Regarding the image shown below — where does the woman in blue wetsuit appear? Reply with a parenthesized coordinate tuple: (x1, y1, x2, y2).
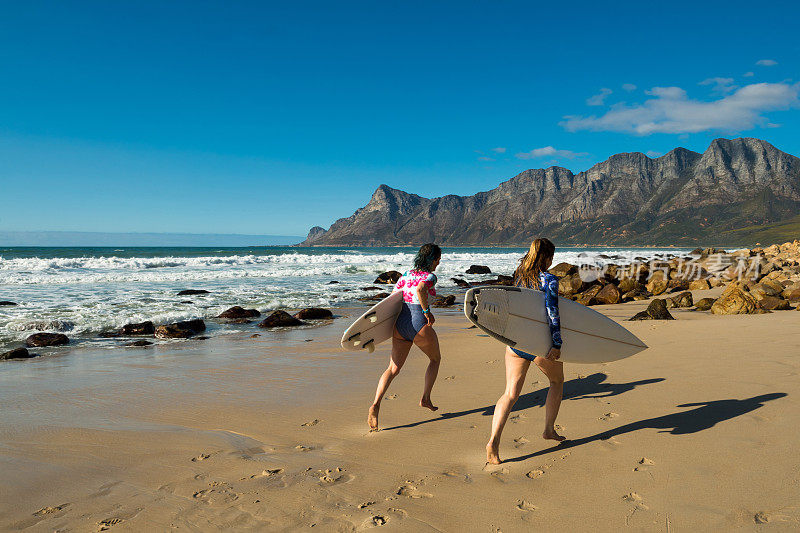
(486, 238, 565, 464)
(368, 243, 442, 430)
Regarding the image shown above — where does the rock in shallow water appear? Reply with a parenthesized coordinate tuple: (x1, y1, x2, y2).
(294, 308, 333, 320)
(177, 289, 209, 296)
(125, 340, 153, 347)
(0, 301, 17, 306)
(465, 265, 491, 274)
(258, 311, 306, 328)
(373, 271, 401, 284)
(217, 306, 261, 319)
(1, 347, 36, 360)
(155, 319, 206, 338)
(26, 332, 69, 347)
(431, 295, 456, 307)
(120, 321, 155, 335)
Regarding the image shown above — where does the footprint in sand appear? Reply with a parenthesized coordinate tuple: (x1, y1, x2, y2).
(754, 511, 770, 524)
(358, 501, 376, 509)
(34, 504, 70, 516)
(525, 469, 544, 479)
(599, 412, 619, 421)
(193, 486, 239, 505)
(622, 492, 649, 511)
(509, 414, 527, 424)
(634, 457, 655, 471)
(98, 518, 124, 531)
(191, 453, 211, 462)
(371, 515, 387, 526)
(316, 467, 354, 485)
(385, 394, 398, 400)
(396, 483, 433, 498)
(513, 437, 530, 448)
(444, 375, 456, 380)
(241, 468, 284, 480)
(294, 445, 314, 452)
(516, 500, 537, 512)
(442, 471, 472, 483)
(301, 419, 320, 427)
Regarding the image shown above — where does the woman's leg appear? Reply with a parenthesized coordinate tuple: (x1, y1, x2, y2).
(368, 328, 412, 430)
(486, 347, 531, 464)
(413, 324, 441, 411)
(534, 356, 566, 441)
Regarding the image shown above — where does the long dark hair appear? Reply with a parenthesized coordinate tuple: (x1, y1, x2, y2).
(513, 238, 555, 289)
(413, 243, 441, 272)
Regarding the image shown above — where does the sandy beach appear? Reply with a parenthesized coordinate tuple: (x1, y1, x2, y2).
(2, 289, 799, 532)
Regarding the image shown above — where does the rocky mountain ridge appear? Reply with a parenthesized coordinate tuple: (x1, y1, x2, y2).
(303, 138, 800, 246)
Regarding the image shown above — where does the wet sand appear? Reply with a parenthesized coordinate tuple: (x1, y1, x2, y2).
(1, 295, 800, 531)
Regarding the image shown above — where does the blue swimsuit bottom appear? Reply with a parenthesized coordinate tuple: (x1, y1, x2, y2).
(395, 303, 427, 341)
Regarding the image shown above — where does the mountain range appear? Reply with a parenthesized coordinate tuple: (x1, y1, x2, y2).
(302, 138, 800, 246)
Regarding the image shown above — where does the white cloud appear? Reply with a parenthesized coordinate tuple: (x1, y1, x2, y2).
(622, 83, 637, 91)
(477, 156, 495, 162)
(743, 71, 754, 77)
(515, 146, 588, 160)
(699, 77, 736, 94)
(586, 88, 613, 106)
(560, 82, 800, 135)
(756, 59, 778, 66)
(491, 147, 506, 153)
(645, 150, 662, 158)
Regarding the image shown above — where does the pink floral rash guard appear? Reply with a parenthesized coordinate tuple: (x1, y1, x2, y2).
(393, 270, 437, 304)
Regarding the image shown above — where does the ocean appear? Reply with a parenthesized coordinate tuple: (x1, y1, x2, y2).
(0, 246, 690, 351)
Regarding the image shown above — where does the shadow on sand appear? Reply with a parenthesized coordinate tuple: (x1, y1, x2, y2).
(503, 392, 787, 462)
(380, 372, 665, 432)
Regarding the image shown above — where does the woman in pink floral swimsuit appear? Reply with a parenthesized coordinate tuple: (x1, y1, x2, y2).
(368, 243, 442, 430)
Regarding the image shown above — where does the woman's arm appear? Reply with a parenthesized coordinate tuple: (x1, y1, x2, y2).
(543, 274, 562, 360)
(416, 281, 435, 326)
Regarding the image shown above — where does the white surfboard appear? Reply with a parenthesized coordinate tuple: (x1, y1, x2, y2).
(341, 291, 403, 353)
(464, 286, 647, 364)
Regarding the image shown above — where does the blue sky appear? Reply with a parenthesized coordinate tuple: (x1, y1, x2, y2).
(1, 0, 798, 238)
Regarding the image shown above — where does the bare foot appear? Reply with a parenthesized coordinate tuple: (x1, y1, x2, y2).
(486, 442, 501, 464)
(368, 404, 379, 430)
(542, 428, 566, 442)
(420, 397, 438, 412)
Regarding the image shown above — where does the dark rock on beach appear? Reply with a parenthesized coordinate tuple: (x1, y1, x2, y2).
(294, 308, 334, 320)
(549, 263, 578, 277)
(594, 283, 621, 305)
(360, 292, 391, 302)
(258, 311, 306, 328)
(758, 296, 791, 311)
(217, 306, 261, 319)
(361, 286, 382, 291)
(629, 299, 675, 321)
(125, 340, 153, 347)
(451, 278, 471, 288)
(26, 332, 70, 347)
(466, 265, 491, 274)
(0, 301, 17, 306)
(177, 289, 209, 296)
(374, 271, 402, 284)
(667, 291, 693, 308)
(711, 283, 759, 315)
(1, 347, 37, 360)
(155, 319, 206, 339)
(120, 321, 155, 335)
(431, 295, 456, 307)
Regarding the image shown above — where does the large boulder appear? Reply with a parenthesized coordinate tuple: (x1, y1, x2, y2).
(155, 319, 206, 339)
(594, 283, 621, 305)
(177, 289, 209, 296)
(294, 308, 333, 319)
(431, 295, 456, 307)
(689, 279, 711, 291)
(258, 311, 306, 328)
(695, 297, 716, 311)
(783, 288, 800, 302)
(217, 306, 261, 319)
(646, 271, 669, 295)
(668, 291, 694, 308)
(466, 265, 491, 275)
(576, 285, 602, 306)
(26, 333, 69, 347)
(374, 271, 402, 284)
(1, 347, 36, 360)
(758, 296, 791, 310)
(549, 262, 577, 278)
(559, 274, 587, 297)
(629, 299, 675, 321)
(120, 321, 155, 335)
(710, 284, 760, 315)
